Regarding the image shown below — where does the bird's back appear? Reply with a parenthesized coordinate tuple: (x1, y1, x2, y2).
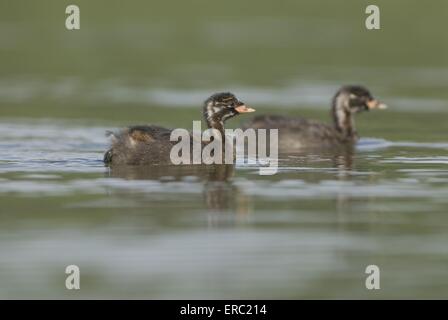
(104, 125, 179, 165)
(242, 114, 353, 150)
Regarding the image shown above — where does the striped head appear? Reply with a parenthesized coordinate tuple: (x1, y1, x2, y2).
(203, 92, 255, 129)
(333, 85, 387, 114)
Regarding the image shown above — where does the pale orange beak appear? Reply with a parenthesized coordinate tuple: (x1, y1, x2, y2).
(235, 104, 256, 113)
(367, 99, 388, 110)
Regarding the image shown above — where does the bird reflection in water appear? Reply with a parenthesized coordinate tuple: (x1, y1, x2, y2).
(106, 164, 251, 226)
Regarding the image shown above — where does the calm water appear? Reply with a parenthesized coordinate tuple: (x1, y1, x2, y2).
(1, 118, 448, 299)
(1, 0, 448, 299)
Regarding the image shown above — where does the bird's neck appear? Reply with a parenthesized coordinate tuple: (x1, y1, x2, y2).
(332, 94, 357, 140)
(206, 119, 225, 139)
(203, 115, 232, 163)
(205, 109, 229, 140)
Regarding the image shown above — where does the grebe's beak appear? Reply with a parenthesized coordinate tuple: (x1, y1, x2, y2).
(235, 104, 256, 113)
(367, 99, 388, 110)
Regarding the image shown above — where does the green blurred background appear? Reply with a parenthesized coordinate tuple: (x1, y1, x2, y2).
(0, 0, 447, 138)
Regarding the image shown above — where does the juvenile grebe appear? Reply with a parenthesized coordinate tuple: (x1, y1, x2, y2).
(104, 92, 255, 165)
(242, 85, 386, 150)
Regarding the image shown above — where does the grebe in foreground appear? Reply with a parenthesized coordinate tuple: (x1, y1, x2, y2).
(104, 92, 255, 165)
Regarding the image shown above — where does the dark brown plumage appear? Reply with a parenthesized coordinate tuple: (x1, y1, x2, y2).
(242, 85, 387, 150)
(104, 92, 255, 165)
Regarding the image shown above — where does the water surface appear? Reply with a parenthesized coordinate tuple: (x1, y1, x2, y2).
(1, 117, 448, 299)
